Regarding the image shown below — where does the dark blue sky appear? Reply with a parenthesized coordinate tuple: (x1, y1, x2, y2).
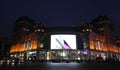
(0, 0, 120, 37)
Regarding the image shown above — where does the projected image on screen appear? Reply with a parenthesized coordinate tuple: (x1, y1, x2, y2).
(51, 35, 76, 49)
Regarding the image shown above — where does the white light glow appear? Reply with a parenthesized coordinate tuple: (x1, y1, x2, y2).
(62, 52, 66, 57)
(78, 57, 80, 60)
(47, 52, 50, 60)
(51, 34, 76, 49)
(78, 51, 80, 54)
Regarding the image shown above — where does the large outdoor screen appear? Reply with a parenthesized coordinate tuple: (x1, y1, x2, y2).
(51, 34, 76, 49)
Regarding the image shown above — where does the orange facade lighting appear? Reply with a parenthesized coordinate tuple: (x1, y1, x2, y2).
(90, 41, 94, 50)
(10, 40, 38, 53)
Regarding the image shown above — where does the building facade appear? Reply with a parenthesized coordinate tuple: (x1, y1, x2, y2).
(10, 16, 120, 62)
(89, 16, 120, 60)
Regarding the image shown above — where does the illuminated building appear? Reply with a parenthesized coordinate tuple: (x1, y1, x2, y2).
(89, 16, 120, 59)
(10, 16, 45, 61)
(10, 16, 120, 62)
(39, 27, 89, 61)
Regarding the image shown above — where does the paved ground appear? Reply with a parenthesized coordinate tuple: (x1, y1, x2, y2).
(0, 63, 120, 70)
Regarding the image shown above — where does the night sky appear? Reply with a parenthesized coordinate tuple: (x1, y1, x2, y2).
(1, 0, 120, 37)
